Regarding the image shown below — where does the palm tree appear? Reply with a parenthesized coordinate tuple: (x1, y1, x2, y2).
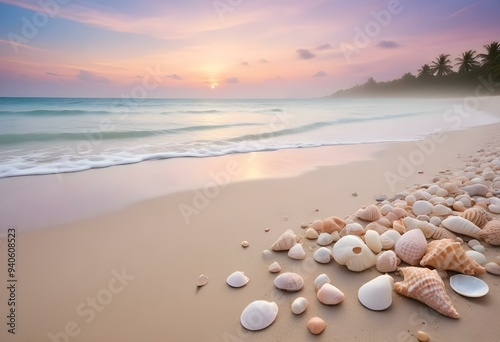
(455, 50, 480, 73)
(430, 54, 453, 76)
(417, 64, 432, 78)
(478, 41, 500, 67)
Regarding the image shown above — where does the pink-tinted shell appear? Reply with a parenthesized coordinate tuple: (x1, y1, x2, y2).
(395, 229, 428, 266)
(356, 204, 382, 222)
(376, 250, 399, 273)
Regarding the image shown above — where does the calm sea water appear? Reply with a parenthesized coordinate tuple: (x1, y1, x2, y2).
(0, 97, 498, 178)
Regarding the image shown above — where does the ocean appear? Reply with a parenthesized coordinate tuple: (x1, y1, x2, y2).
(0, 97, 498, 179)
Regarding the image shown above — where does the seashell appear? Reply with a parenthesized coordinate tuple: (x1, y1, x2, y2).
(485, 262, 500, 275)
(452, 201, 466, 212)
(321, 218, 343, 233)
(240, 300, 278, 331)
(442, 216, 482, 239)
(472, 244, 486, 253)
(274, 272, 304, 292)
(358, 274, 394, 311)
(432, 204, 452, 216)
(429, 216, 442, 226)
(314, 274, 331, 291)
(465, 250, 486, 265)
(402, 217, 436, 239)
(241, 241, 249, 248)
(449, 274, 489, 298)
(291, 297, 308, 315)
(412, 200, 433, 216)
(391, 207, 409, 219)
(462, 184, 489, 197)
(356, 204, 382, 221)
(489, 204, 500, 214)
(444, 197, 455, 206)
(392, 219, 406, 234)
(317, 283, 345, 305)
(365, 221, 389, 235)
(459, 208, 490, 228)
(480, 220, 500, 245)
(364, 230, 382, 253)
(416, 215, 430, 222)
(420, 239, 485, 275)
(405, 194, 417, 205)
(442, 182, 461, 194)
(268, 261, 282, 273)
(317, 233, 334, 246)
(394, 229, 427, 266)
(413, 190, 432, 201)
(288, 244, 306, 260)
(344, 222, 365, 236)
(432, 227, 458, 240)
(333, 235, 377, 272)
(226, 271, 249, 288)
(394, 267, 459, 319)
(417, 331, 431, 342)
(376, 217, 393, 228)
(262, 249, 273, 259)
(380, 204, 393, 215)
(380, 230, 401, 249)
(436, 188, 449, 197)
(427, 184, 440, 195)
(197, 274, 209, 287)
(467, 239, 480, 248)
(312, 219, 322, 231)
(376, 250, 399, 273)
(271, 229, 298, 251)
(307, 317, 326, 335)
(458, 196, 474, 208)
(330, 231, 341, 242)
(305, 228, 319, 240)
(313, 247, 333, 264)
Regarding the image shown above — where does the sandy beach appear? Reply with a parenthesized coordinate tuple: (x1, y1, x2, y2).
(1, 99, 500, 341)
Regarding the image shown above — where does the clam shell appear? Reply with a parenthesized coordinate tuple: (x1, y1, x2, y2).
(376, 250, 399, 273)
(268, 261, 282, 273)
(317, 283, 345, 305)
(313, 247, 333, 264)
(317, 233, 334, 246)
(395, 229, 427, 266)
(288, 244, 306, 260)
(442, 216, 482, 239)
(291, 297, 308, 315)
(489, 204, 500, 214)
(271, 229, 298, 251)
(358, 274, 394, 311)
(412, 200, 433, 216)
(485, 262, 500, 275)
(365, 221, 388, 235)
(480, 220, 500, 246)
(240, 300, 278, 331)
(274, 272, 304, 292)
(379, 230, 401, 250)
(356, 204, 382, 221)
(344, 222, 365, 236)
(314, 274, 331, 291)
(449, 274, 489, 298)
(307, 317, 326, 335)
(305, 228, 319, 240)
(333, 235, 376, 272)
(226, 271, 249, 288)
(364, 230, 382, 253)
(380, 204, 393, 215)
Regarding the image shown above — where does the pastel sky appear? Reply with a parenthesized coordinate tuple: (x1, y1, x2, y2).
(1, 0, 499, 98)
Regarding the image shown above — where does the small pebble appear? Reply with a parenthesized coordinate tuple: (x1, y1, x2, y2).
(352, 192, 358, 197)
(241, 241, 249, 248)
(307, 317, 326, 335)
(265, 227, 270, 232)
(300, 223, 309, 228)
(197, 274, 209, 287)
(375, 194, 386, 202)
(416, 330, 430, 342)
(262, 250, 273, 259)
(468, 239, 480, 248)
(472, 244, 486, 253)
(418, 170, 424, 174)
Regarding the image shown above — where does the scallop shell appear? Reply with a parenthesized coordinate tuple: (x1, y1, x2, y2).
(479, 220, 500, 246)
(314, 274, 331, 291)
(412, 200, 433, 216)
(394, 229, 427, 266)
(432, 204, 453, 216)
(402, 217, 436, 239)
(333, 235, 376, 272)
(240, 300, 278, 331)
(313, 247, 333, 264)
(316, 283, 345, 305)
(268, 261, 282, 273)
(291, 297, 308, 315)
(356, 204, 382, 221)
(458, 208, 490, 228)
(317, 233, 334, 246)
(274, 272, 304, 292)
(376, 250, 399, 273)
(307, 317, 326, 335)
(364, 230, 382, 253)
(305, 228, 319, 240)
(462, 184, 489, 197)
(420, 239, 485, 275)
(358, 274, 394, 311)
(226, 271, 249, 288)
(271, 229, 298, 251)
(288, 244, 306, 260)
(380, 230, 401, 250)
(442, 216, 482, 239)
(394, 267, 459, 319)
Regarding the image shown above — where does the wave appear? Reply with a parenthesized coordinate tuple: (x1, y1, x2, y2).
(0, 109, 112, 116)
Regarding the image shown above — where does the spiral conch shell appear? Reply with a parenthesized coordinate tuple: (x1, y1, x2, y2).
(240, 300, 278, 330)
(356, 204, 382, 222)
(333, 235, 376, 272)
(441, 216, 482, 239)
(394, 229, 427, 266)
(271, 229, 298, 251)
(479, 220, 500, 246)
(458, 207, 490, 228)
(394, 267, 459, 319)
(420, 239, 485, 275)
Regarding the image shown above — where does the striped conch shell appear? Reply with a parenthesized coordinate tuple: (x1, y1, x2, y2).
(441, 216, 482, 239)
(458, 207, 490, 228)
(394, 267, 459, 319)
(432, 227, 458, 241)
(420, 239, 485, 275)
(356, 204, 382, 222)
(271, 229, 298, 251)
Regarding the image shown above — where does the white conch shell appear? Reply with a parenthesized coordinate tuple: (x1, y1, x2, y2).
(358, 274, 394, 311)
(356, 204, 382, 221)
(376, 250, 399, 273)
(402, 217, 436, 239)
(432, 204, 452, 216)
(317, 283, 345, 305)
(291, 297, 308, 315)
(442, 216, 482, 239)
(313, 247, 333, 264)
(226, 271, 249, 288)
(314, 274, 331, 291)
(412, 200, 433, 216)
(268, 261, 282, 273)
(271, 229, 298, 251)
(274, 272, 304, 292)
(333, 235, 376, 272)
(317, 233, 334, 246)
(305, 228, 319, 239)
(364, 230, 382, 253)
(380, 230, 401, 250)
(395, 229, 427, 266)
(288, 244, 306, 260)
(240, 300, 278, 331)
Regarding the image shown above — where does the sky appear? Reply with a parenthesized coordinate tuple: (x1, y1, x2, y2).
(0, 0, 499, 98)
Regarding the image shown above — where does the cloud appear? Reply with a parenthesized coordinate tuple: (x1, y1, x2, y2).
(377, 40, 400, 49)
(46, 72, 69, 77)
(77, 70, 110, 83)
(296, 48, 316, 60)
(241, 61, 250, 66)
(167, 74, 183, 80)
(258, 58, 268, 64)
(225, 77, 239, 84)
(449, 3, 478, 18)
(312, 70, 327, 78)
(316, 43, 331, 50)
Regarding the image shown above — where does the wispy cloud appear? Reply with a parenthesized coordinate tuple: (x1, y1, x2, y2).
(449, 3, 478, 19)
(258, 58, 268, 64)
(167, 74, 183, 80)
(316, 43, 331, 50)
(225, 77, 239, 84)
(377, 40, 400, 49)
(312, 70, 327, 78)
(77, 70, 111, 83)
(296, 48, 315, 60)
(241, 61, 250, 66)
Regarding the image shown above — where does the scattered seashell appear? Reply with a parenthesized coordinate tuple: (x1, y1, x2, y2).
(358, 274, 394, 311)
(365, 221, 389, 235)
(480, 220, 500, 246)
(307, 317, 326, 335)
(380, 230, 401, 250)
(242, 241, 249, 248)
(197, 274, 209, 287)
(321, 217, 343, 233)
(452, 201, 466, 212)
(449, 274, 489, 298)
(432, 204, 452, 216)
(288, 244, 306, 260)
(274, 272, 304, 292)
(380, 204, 393, 215)
(465, 250, 487, 265)
(314, 274, 331, 291)
(301, 223, 309, 228)
(313, 247, 333, 264)
(265, 227, 270, 232)
(333, 235, 377, 272)
(392, 219, 406, 234)
(330, 231, 341, 242)
(402, 217, 436, 238)
(394, 267, 459, 319)
(420, 239, 485, 275)
(489, 204, 500, 214)
(485, 262, 500, 275)
(312, 220, 323, 232)
(416, 331, 430, 342)
(429, 216, 442, 226)
(344, 222, 365, 236)
(442, 216, 482, 239)
(364, 230, 382, 253)
(305, 228, 319, 239)
(317, 233, 334, 246)
(472, 244, 486, 253)
(226, 271, 249, 288)
(376, 250, 399, 273)
(240, 300, 278, 331)
(413, 189, 432, 201)
(377, 217, 393, 228)
(356, 204, 382, 222)
(317, 283, 345, 305)
(432, 227, 458, 240)
(412, 200, 433, 216)
(395, 229, 427, 266)
(442, 182, 461, 194)
(291, 297, 308, 315)
(416, 215, 430, 222)
(459, 208, 490, 228)
(271, 229, 298, 251)
(436, 188, 449, 197)
(262, 249, 273, 259)
(405, 194, 417, 205)
(268, 261, 282, 273)
(462, 184, 489, 197)
(467, 239, 480, 248)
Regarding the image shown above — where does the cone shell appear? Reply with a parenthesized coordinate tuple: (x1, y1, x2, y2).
(288, 244, 306, 260)
(317, 283, 345, 305)
(480, 220, 500, 246)
(274, 272, 304, 292)
(333, 235, 377, 272)
(459, 208, 490, 228)
(271, 229, 298, 251)
(376, 250, 399, 273)
(268, 261, 282, 273)
(402, 217, 436, 239)
(358, 274, 394, 311)
(291, 297, 308, 315)
(313, 247, 333, 264)
(420, 239, 485, 275)
(394, 267, 459, 319)
(226, 271, 249, 288)
(356, 204, 382, 222)
(395, 229, 427, 266)
(240, 300, 278, 331)
(442, 216, 482, 239)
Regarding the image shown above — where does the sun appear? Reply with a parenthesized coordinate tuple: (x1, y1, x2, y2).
(211, 84, 217, 89)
